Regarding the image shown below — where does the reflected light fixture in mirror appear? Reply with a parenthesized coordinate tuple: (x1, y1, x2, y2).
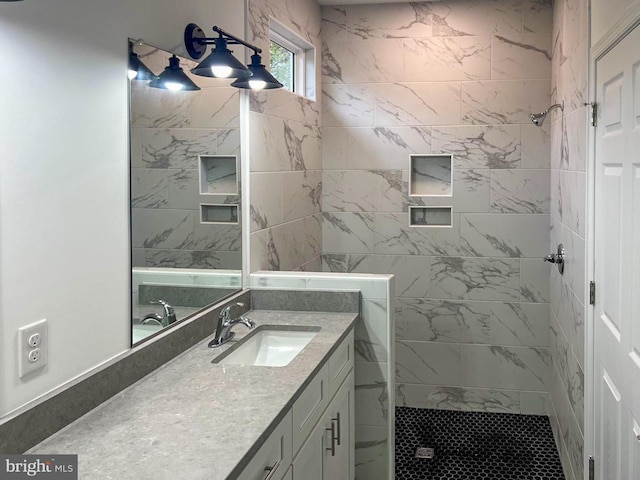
(148, 55, 200, 91)
(128, 41, 157, 81)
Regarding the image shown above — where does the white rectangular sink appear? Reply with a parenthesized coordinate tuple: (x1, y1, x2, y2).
(214, 327, 319, 367)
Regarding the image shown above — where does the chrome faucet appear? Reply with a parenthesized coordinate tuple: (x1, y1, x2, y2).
(141, 299, 176, 328)
(208, 302, 255, 348)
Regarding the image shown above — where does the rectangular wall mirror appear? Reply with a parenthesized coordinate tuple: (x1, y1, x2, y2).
(128, 41, 242, 345)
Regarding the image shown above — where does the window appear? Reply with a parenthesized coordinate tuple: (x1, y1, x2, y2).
(270, 40, 295, 92)
(269, 19, 315, 100)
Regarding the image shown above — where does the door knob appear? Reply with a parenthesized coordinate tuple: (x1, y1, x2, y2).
(544, 244, 565, 274)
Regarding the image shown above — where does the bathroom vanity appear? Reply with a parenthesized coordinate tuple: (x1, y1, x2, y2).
(29, 309, 357, 480)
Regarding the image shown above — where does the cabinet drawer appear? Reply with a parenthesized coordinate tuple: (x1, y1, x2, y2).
(292, 364, 329, 453)
(236, 412, 292, 480)
(328, 330, 354, 399)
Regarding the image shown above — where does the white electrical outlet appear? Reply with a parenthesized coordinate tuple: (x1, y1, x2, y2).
(18, 319, 48, 378)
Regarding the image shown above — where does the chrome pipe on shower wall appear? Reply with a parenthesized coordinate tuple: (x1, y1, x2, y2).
(530, 101, 564, 127)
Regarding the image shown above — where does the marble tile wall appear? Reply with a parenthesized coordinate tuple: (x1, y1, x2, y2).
(320, 0, 553, 432)
(130, 46, 241, 270)
(547, 0, 588, 478)
(247, 0, 324, 272)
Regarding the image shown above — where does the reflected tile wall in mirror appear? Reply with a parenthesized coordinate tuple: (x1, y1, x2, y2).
(129, 42, 242, 345)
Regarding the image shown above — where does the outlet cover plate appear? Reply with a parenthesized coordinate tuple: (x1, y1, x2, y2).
(18, 319, 48, 378)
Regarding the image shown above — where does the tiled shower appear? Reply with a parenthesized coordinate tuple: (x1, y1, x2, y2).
(247, 0, 587, 479)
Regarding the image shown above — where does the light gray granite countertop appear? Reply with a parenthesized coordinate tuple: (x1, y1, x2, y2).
(29, 310, 357, 480)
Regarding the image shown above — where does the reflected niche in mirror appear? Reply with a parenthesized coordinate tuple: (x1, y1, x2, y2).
(128, 41, 242, 345)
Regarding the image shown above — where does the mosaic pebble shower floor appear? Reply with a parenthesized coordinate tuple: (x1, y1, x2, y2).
(395, 407, 566, 480)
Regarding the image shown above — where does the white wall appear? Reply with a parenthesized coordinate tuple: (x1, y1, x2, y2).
(591, 0, 640, 46)
(0, 0, 243, 417)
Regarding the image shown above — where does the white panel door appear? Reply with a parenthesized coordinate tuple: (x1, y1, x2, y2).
(594, 23, 640, 480)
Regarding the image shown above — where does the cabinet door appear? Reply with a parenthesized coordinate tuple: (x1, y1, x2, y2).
(292, 421, 325, 480)
(323, 370, 354, 480)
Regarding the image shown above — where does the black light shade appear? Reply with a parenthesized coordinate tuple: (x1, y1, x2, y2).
(190, 37, 251, 79)
(128, 49, 157, 81)
(148, 55, 200, 91)
(231, 53, 284, 91)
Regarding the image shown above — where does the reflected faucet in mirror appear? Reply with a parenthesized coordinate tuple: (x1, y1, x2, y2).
(141, 299, 177, 327)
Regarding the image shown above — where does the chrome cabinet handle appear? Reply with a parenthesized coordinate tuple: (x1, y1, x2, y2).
(335, 413, 341, 446)
(326, 421, 337, 457)
(263, 460, 280, 480)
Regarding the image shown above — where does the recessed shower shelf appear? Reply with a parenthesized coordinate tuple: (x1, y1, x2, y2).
(410, 154, 453, 197)
(409, 206, 452, 227)
(199, 155, 238, 195)
(200, 204, 239, 224)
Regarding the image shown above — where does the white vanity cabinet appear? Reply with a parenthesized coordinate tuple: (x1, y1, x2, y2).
(291, 331, 354, 480)
(322, 371, 355, 480)
(235, 330, 354, 480)
(293, 370, 354, 480)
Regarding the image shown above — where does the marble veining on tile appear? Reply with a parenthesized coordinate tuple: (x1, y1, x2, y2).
(460, 214, 550, 258)
(347, 127, 432, 170)
(491, 169, 551, 213)
(396, 384, 522, 414)
(429, 257, 521, 301)
(373, 213, 461, 256)
(346, 2, 432, 39)
(403, 37, 491, 82)
(374, 83, 461, 127)
(322, 170, 404, 213)
(432, 125, 521, 169)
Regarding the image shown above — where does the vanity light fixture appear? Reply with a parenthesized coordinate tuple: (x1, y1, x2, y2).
(128, 41, 157, 81)
(147, 54, 200, 92)
(231, 53, 284, 91)
(184, 23, 283, 90)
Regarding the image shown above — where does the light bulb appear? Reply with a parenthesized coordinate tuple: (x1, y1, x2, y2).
(211, 65, 233, 78)
(165, 82, 185, 92)
(128, 69, 138, 80)
(249, 80, 267, 91)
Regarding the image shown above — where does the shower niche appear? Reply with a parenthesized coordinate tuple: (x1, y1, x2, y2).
(409, 206, 452, 227)
(198, 155, 239, 225)
(410, 155, 452, 196)
(199, 155, 238, 195)
(200, 204, 239, 224)
(409, 154, 453, 227)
